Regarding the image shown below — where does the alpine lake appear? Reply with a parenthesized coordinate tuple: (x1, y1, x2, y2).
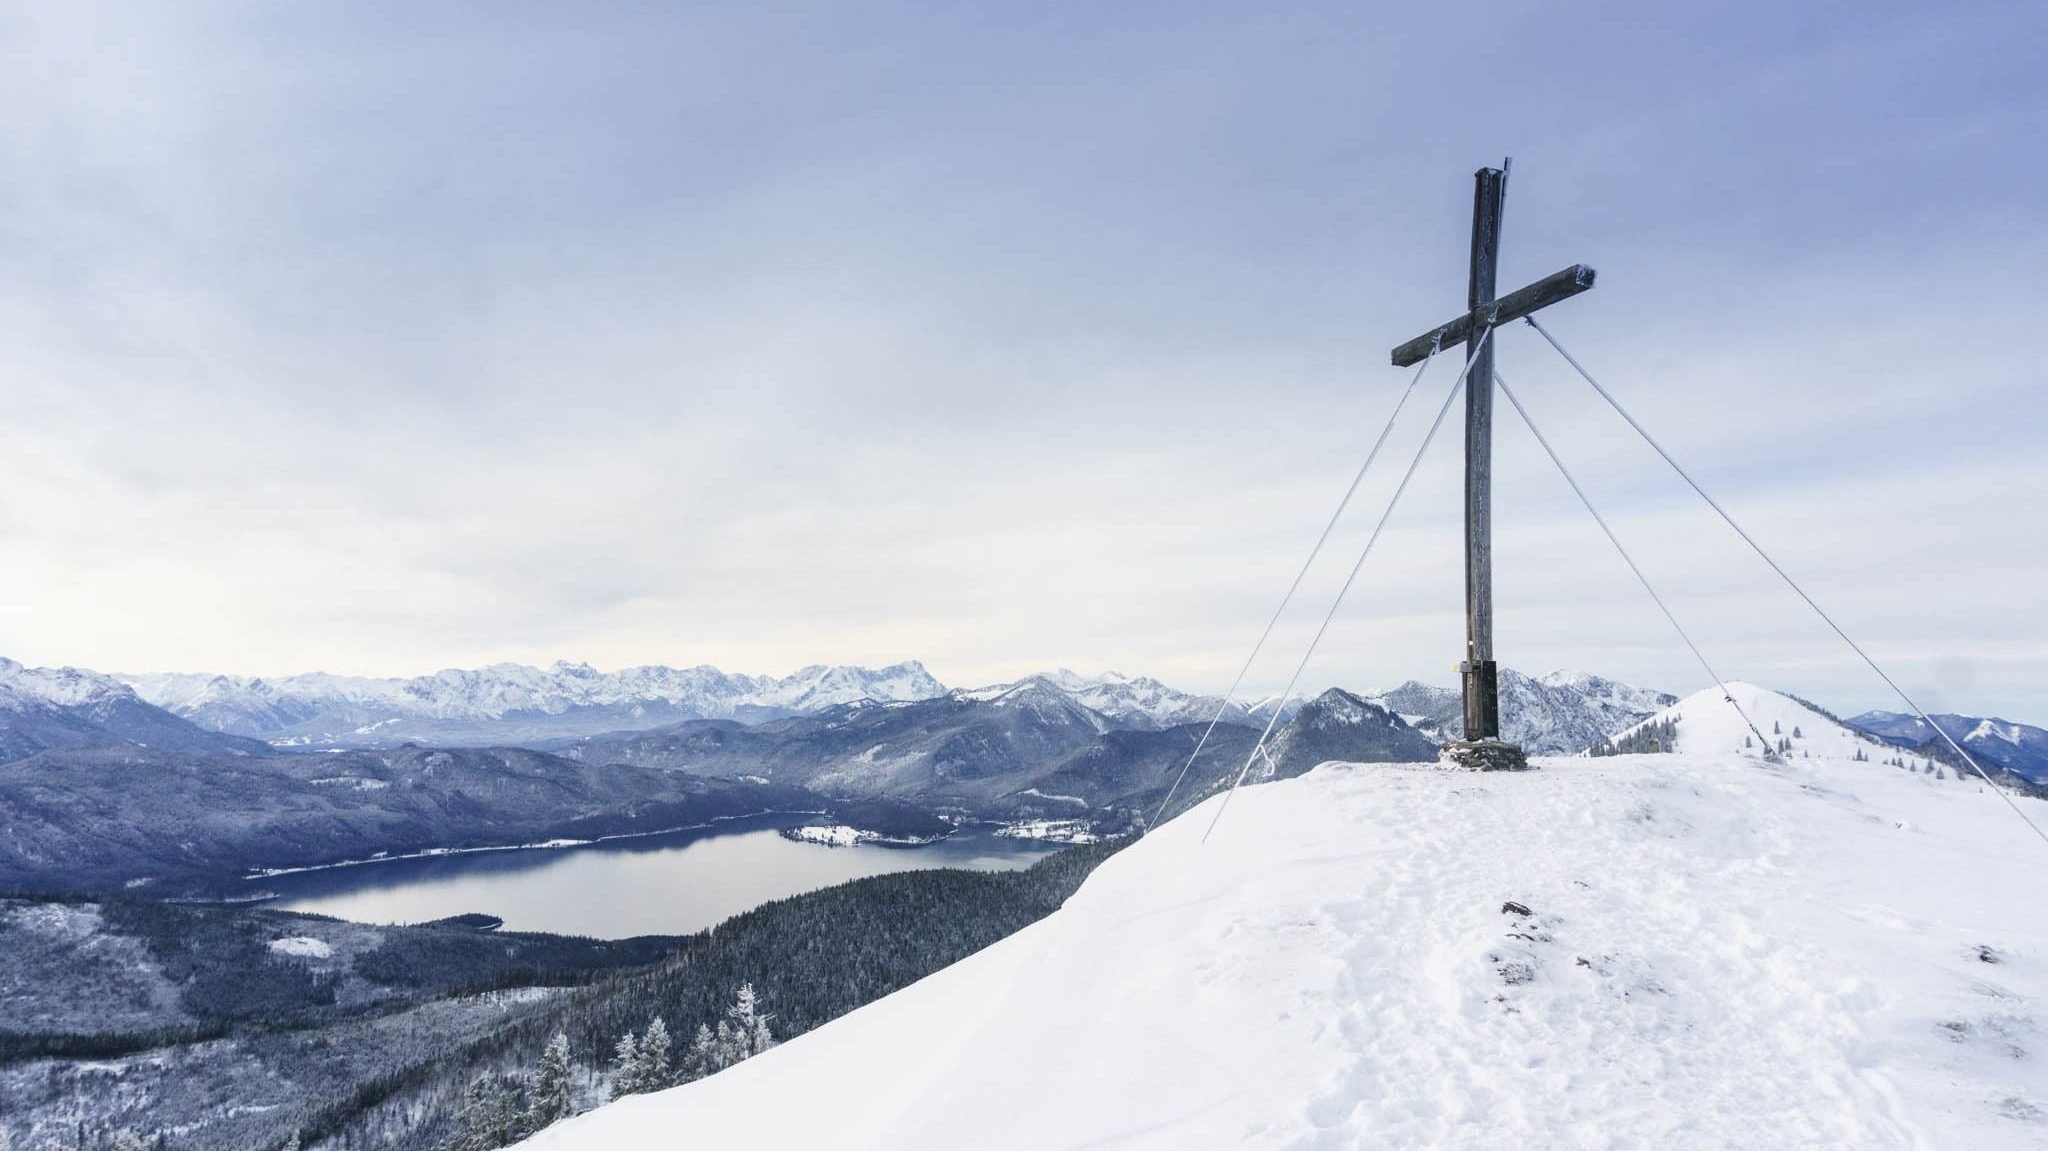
(251, 812, 1058, 939)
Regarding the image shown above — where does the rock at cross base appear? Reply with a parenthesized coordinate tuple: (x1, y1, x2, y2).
(1439, 739, 1532, 772)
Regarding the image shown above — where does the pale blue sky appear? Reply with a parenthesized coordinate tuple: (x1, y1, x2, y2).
(2, 1, 2043, 717)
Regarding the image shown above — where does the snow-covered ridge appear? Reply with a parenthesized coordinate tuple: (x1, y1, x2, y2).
(518, 683, 2048, 1150)
(0, 655, 139, 711)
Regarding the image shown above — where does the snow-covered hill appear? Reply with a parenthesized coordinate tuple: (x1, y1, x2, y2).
(518, 684, 2048, 1150)
(119, 660, 947, 747)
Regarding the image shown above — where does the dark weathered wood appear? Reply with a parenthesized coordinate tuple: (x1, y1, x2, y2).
(1389, 263, 1596, 367)
(1388, 164, 1596, 746)
(1462, 167, 1504, 741)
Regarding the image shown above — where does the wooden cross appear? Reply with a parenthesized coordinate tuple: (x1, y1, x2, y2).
(1390, 164, 1595, 744)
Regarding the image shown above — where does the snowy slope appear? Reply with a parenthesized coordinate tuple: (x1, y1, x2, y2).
(520, 684, 2048, 1150)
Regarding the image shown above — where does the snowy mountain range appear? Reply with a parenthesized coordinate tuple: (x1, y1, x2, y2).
(515, 683, 2048, 1150)
(5, 651, 1682, 762)
(118, 660, 948, 747)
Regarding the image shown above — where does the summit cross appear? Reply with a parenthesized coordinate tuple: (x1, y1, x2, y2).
(1390, 163, 1595, 754)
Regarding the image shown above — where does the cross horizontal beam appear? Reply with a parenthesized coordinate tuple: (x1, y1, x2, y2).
(1390, 263, 1596, 367)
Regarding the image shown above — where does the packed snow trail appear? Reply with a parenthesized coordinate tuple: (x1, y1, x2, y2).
(519, 685, 2048, 1150)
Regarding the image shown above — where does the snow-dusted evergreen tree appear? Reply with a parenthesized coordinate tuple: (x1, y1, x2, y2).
(524, 1033, 576, 1133)
(611, 1030, 642, 1098)
(445, 1075, 517, 1151)
(106, 1132, 147, 1151)
(637, 1016, 673, 1089)
(282, 1133, 301, 1151)
(727, 982, 777, 1059)
(682, 1022, 719, 1081)
(713, 1019, 742, 1069)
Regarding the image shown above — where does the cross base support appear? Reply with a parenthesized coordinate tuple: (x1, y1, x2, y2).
(1438, 739, 1533, 772)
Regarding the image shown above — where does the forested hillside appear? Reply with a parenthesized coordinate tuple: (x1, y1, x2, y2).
(2, 842, 1121, 1150)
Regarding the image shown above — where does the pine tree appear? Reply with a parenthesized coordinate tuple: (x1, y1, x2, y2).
(282, 1133, 301, 1151)
(637, 1017, 673, 1090)
(445, 1075, 516, 1151)
(1792, 725, 1803, 739)
(611, 1030, 642, 1098)
(683, 1022, 719, 1082)
(525, 1033, 576, 1133)
(1773, 720, 1782, 735)
(727, 983, 777, 1059)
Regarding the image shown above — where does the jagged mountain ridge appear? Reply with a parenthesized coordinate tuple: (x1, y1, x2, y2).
(119, 660, 948, 747)
(1363, 668, 1676, 755)
(957, 670, 1260, 730)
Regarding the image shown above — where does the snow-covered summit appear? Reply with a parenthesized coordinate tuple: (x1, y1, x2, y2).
(1607, 681, 1893, 760)
(519, 700, 2048, 1150)
(958, 669, 1249, 729)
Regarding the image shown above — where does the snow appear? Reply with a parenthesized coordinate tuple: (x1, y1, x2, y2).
(266, 935, 333, 959)
(781, 825, 950, 848)
(782, 824, 864, 848)
(518, 684, 2048, 1151)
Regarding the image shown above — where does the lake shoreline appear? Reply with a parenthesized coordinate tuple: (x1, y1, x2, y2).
(238, 807, 829, 885)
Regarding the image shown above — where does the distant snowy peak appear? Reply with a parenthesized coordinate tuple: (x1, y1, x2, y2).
(120, 659, 948, 743)
(1359, 669, 1675, 756)
(760, 661, 946, 712)
(0, 656, 267, 763)
(961, 670, 1252, 730)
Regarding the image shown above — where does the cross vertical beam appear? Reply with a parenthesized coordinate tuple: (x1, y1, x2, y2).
(1391, 164, 1595, 756)
(1463, 167, 1504, 740)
